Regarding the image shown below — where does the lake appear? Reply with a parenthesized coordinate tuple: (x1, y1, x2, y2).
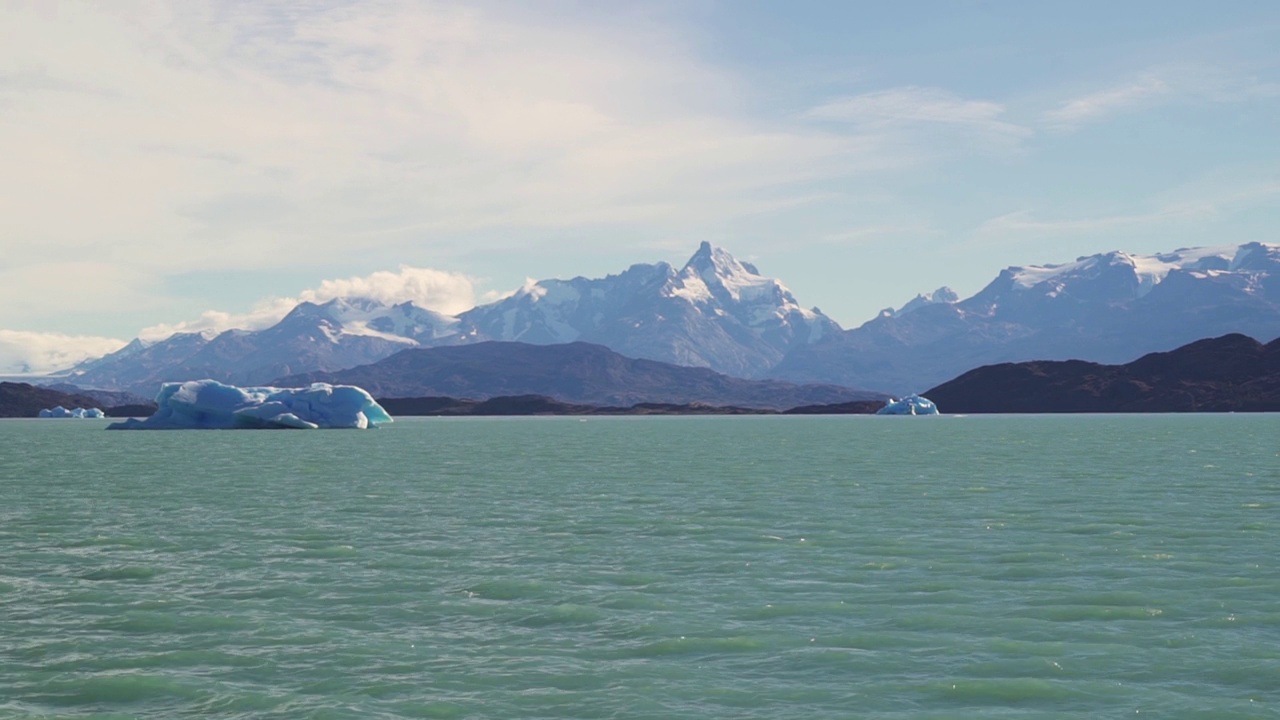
(2, 414, 1277, 718)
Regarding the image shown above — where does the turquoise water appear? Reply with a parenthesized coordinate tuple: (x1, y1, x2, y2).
(2, 414, 1278, 719)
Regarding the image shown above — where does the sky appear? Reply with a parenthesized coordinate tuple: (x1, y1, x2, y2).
(2, 0, 1278, 373)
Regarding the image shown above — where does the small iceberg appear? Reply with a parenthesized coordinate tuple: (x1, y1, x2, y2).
(875, 394, 940, 415)
(107, 380, 393, 430)
(39, 406, 106, 418)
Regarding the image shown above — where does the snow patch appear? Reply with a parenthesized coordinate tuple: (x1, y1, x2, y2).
(1009, 244, 1254, 298)
(667, 274, 714, 303)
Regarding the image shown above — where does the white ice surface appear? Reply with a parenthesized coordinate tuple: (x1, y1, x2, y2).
(39, 406, 105, 418)
(1007, 244, 1251, 297)
(875, 394, 940, 416)
(107, 380, 393, 430)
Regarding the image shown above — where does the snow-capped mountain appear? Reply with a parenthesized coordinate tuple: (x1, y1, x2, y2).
(71, 298, 456, 395)
(70, 244, 838, 395)
(769, 241, 1280, 393)
(455, 242, 839, 378)
(66, 240, 1280, 397)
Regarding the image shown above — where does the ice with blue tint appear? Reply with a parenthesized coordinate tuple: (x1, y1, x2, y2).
(39, 406, 105, 418)
(107, 380, 393, 430)
(875, 394, 940, 415)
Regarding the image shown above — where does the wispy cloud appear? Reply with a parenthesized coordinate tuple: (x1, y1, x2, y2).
(0, 2, 857, 271)
(976, 206, 1189, 237)
(818, 221, 941, 247)
(2, 0, 910, 342)
(1043, 64, 1280, 131)
(807, 86, 1031, 148)
(975, 178, 1280, 238)
(1043, 76, 1170, 130)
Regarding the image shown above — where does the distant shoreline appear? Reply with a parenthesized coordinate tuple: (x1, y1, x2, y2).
(376, 395, 887, 417)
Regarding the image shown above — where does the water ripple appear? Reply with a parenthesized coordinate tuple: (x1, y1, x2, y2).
(1, 414, 1278, 718)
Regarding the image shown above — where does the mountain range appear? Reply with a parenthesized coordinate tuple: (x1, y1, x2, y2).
(70, 242, 841, 396)
(62, 241, 1280, 397)
(275, 341, 881, 409)
(772, 242, 1280, 392)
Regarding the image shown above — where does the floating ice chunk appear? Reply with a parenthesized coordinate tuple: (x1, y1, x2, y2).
(875, 394, 940, 415)
(39, 406, 105, 418)
(107, 380, 392, 430)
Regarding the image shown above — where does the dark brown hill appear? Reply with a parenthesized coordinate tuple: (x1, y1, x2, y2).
(0, 382, 106, 418)
(378, 395, 771, 416)
(924, 334, 1280, 413)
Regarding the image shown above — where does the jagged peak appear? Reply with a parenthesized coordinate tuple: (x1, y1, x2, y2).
(671, 243, 792, 307)
(319, 296, 387, 314)
(681, 242, 760, 281)
(120, 337, 152, 352)
(884, 287, 960, 318)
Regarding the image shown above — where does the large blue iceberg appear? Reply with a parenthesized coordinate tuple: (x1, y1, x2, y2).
(876, 394, 940, 415)
(107, 380, 393, 430)
(39, 406, 105, 418)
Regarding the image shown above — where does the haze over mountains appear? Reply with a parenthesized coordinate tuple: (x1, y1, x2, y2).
(276, 341, 880, 410)
(59, 241, 1280, 397)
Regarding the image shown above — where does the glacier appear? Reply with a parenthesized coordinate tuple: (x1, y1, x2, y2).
(39, 406, 105, 418)
(875, 394, 940, 415)
(106, 380, 393, 430)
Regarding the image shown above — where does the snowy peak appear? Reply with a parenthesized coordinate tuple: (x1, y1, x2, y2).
(771, 240, 1280, 395)
(458, 262, 678, 345)
(455, 243, 839, 377)
(275, 297, 453, 345)
(1003, 242, 1279, 300)
(675, 242, 777, 304)
(881, 287, 959, 318)
(366, 302, 459, 343)
(682, 241, 758, 283)
(666, 243, 826, 331)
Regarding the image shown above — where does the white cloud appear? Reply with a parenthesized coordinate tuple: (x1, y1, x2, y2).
(0, 2, 860, 274)
(136, 265, 478, 341)
(2, 0, 912, 344)
(0, 330, 127, 375)
(298, 266, 477, 314)
(135, 298, 302, 342)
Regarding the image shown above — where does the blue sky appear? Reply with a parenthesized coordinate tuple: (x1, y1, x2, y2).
(2, 0, 1278, 372)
